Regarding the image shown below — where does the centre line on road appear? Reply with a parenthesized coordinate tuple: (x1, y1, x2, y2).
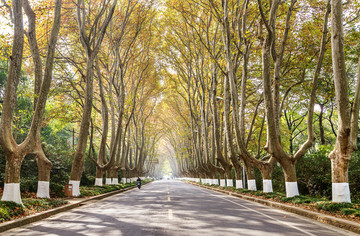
(168, 209, 173, 219)
(168, 196, 171, 201)
(197, 187, 316, 236)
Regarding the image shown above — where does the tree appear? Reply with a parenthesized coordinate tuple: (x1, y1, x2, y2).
(329, 0, 360, 203)
(0, 0, 62, 204)
(69, 0, 117, 196)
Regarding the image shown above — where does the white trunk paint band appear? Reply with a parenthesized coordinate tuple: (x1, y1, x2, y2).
(220, 179, 226, 187)
(2, 183, 22, 205)
(37, 181, 50, 198)
(226, 179, 233, 187)
(332, 182, 351, 203)
(121, 178, 126, 184)
(69, 180, 80, 196)
(285, 182, 299, 197)
(248, 179, 257, 191)
(262, 179, 273, 193)
(236, 180, 243, 189)
(106, 178, 112, 185)
(95, 178, 103, 186)
(112, 179, 119, 185)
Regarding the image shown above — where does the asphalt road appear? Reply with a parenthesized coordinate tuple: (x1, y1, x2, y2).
(4, 180, 357, 236)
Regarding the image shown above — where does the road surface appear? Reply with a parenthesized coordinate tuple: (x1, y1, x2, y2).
(4, 180, 356, 236)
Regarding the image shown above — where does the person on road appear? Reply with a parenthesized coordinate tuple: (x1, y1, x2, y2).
(137, 177, 141, 189)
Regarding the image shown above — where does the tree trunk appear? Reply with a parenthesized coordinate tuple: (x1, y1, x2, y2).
(111, 167, 119, 184)
(2, 152, 24, 204)
(34, 143, 52, 198)
(105, 169, 112, 185)
(329, 0, 355, 203)
(244, 162, 256, 191)
(95, 168, 104, 186)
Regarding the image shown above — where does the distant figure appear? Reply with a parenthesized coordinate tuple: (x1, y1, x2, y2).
(137, 177, 141, 189)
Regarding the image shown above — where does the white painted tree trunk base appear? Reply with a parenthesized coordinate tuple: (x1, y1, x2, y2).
(263, 179, 273, 193)
(105, 178, 112, 185)
(220, 179, 226, 187)
(69, 180, 80, 196)
(285, 182, 299, 197)
(112, 179, 119, 185)
(121, 178, 127, 184)
(226, 179, 233, 187)
(248, 179, 257, 191)
(332, 183, 351, 203)
(95, 178, 103, 186)
(236, 180, 243, 189)
(37, 181, 50, 198)
(2, 183, 22, 205)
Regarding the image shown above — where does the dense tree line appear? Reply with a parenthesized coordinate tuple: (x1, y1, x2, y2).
(0, 0, 360, 205)
(160, 0, 360, 203)
(0, 0, 161, 204)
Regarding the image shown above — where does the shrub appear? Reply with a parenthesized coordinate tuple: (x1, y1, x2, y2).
(50, 182, 66, 198)
(20, 178, 38, 193)
(0, 201, 25, 222)
(340, 208, 357, 216)
(354, 211, 360, 217)
(296, 145, 332, 198)
(316, 202, 353, 212)
(80, 173, 95, 187)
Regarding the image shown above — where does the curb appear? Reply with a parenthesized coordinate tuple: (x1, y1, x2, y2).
(0, 181, 151, 233)
(187, 181, 360, 234)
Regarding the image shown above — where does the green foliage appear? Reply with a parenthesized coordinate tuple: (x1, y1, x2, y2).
(80, 172, 95, 187)
(79, 183, 128, 197)
(349, 151, 360, 201)
(296, 145, 332, 198)
(0, 198, 67, 222)
(22, 198, 67, 210)
(315, 202, 353, 212)
(340, 208, 357, 216)
(20, 177, 38, 193)
(0, 201, 24, 222)
(50, 183, 66, 198)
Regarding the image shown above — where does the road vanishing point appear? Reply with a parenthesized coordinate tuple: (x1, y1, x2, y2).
(4, 180, 357, 236)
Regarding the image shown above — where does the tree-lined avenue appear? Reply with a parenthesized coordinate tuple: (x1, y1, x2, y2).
(5, 181, 356, 236)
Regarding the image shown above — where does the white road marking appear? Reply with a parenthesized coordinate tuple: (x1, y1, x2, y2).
(168, 209, 173, 219)
(168, 196, 171, 201)
(198, 188, 317, 236)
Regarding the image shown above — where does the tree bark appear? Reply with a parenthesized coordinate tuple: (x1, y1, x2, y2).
(329, 0, 358, 202)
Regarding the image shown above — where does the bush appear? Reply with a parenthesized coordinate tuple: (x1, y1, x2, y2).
(349, 151, 360, 201)
(80, 173, 95, 187)
(296, 145, 332, 198)
(50, 182, 66, 198)
(0, 201, 25, 222)
(340, 208, 357, 216)
(20, 178, 38, 193)
(316, 202, 353, 212)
